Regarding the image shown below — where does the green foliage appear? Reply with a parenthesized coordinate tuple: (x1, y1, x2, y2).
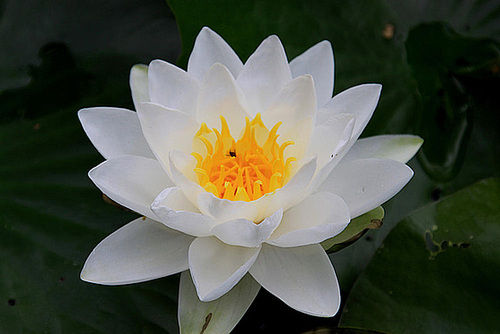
(339, 178, 500, 333)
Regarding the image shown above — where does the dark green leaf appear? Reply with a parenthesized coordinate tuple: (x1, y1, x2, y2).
(339, 178, 500, 333)
(0, 0, 181, 332)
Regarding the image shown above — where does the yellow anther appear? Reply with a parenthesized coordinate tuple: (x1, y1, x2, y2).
(196, 122, 211, 137)
(198, 135, 213, 155)
(235, 187, 250, 201)
(223, 182, 235, 200)
(269, 172, 282, 192)
(204, 182, 219, 197)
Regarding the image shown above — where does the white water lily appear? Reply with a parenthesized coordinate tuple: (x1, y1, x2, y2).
(79, 27, 422, 333)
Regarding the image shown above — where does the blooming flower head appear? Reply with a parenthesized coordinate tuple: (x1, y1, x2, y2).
(79, 27, 422, 332)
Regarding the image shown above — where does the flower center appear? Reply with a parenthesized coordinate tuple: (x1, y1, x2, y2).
(192, 113, 296, 201)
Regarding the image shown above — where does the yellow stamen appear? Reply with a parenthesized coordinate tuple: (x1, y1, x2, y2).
(192, 113, 296, 201)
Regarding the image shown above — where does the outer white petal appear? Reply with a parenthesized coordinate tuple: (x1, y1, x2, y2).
(320, 158, 414, 218)
(178, 271, 260, 334)
(268, 192, 350, 247)
(321, 84, 382, 148)
(151, 187, 215, 237)
(136, 102, 199, 171)
(130, 64, 150, 108)
(89, 155, 172, 219)
(78, 107, 155, 160)
(188, 27, 244, 81)
(81, 217, 193, 285)
(306, 113, 356, 170)
(237, 35, 292, 115)
(261, 74, 316, 130)
(212, 209, 283, 247)
(196, 63, 250, 135)
(250, 244, 340, 317)
(148, 60, 200, 116)
(341, 135, 424, 163)
(189, 237, 260, 302)
(290, 40, 334, 107)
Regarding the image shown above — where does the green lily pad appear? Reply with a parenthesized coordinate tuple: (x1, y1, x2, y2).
(339, 178, 500, 333)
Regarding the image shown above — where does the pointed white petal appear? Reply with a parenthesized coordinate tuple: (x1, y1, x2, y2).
(250, 244, 340, 317)
(237, 35, 292, 115)
(148, 60, 200, 116)
(89, 155, 172, 219)
(290, 40, 334, 107)
(189, 237, 260, 301)
(81, 217, 193, 285)
(78, 107, 154, 159)
(136, 102, 199, 171)
(262, 75, 316, 130)
(188, 27, 244, 81)
(268, 192, 350, 247)
(196, 63, 250, 135)
(308, 118, 355, 192)
(341, 135, 423, 163)
(321, 84, 382, 147)
(130, 64, 150, 108)
(307, 113, 356, 170)
(320, 158, 414, 218)
(212, 209, 283, 247)
(151, 187, 215, 237)
(179, 271, 260, 334)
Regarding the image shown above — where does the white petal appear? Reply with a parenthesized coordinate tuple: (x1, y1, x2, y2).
(307, 113, 356, 170)
(81, 217, 193, 285)
(130, 64, 150, 108)
(261, 74, 316, 130)
(320, 158, 414, 218)
(279, 117, 314, 162)
(89, 155, 172, 219)
(189, 237, 260, 301)
(250, 244, 340, 317)
(188, 27, 244, 81)
(290, 40, 334, 107)
(341, 135, 423, 163)
(136, 102, 199, 171)
(169, 150, 206, 205)
(197, 192, 261, 223)
(212, 209, 283, 247)
(263, 156, 317, 217)
(261, 75, 316, 161)
(78, 107, 155, 160)
(151, 187, 215, 237)
(268, 192, 350, 247)
(237, 35, 292, 115)
(179, 271, 260, 334)
(196, 63, 250, 135)
(321, 83, 382, 147)
(148, 60, 200, 116)
(308, 117, 355, 192)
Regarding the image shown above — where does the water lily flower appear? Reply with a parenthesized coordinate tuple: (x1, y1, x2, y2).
(79, 27, 422, 333)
